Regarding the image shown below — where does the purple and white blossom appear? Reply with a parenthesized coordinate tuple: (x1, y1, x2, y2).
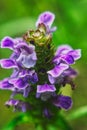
(47, 45, 81, 88)
(36, 84, 56, 101)
(5, 99, 31, 112)
(0, 78, 14, 91)
(53, 95, 73, 110)
(37, 84, 56, 93)
(0, 37, 38, 99)
(47, 63, 69, 84)
(0, 11, 81, 118)
(0, 37, 37, 69)
(53, 45, 81, 65)
(36, 11, 57, 33)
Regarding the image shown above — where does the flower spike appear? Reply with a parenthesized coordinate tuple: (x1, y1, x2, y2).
(0, 11, 81, 119)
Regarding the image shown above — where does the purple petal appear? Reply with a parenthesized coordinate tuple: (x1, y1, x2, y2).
(53, 95, 73, 110)
(15, 43, 35, 54)
(47, 63, 69, 78)
(36, 11, 55, 28)
(68, 49, 81, 60)
(16, 101, 31, 112)
(0, 79, 14, 90)
(9, 78, 28, 89)
(14, 37, 24, 43)
(54, 46, 81, 64)
(18, 52, 37, 68)
(19, 70, 35, 78)
(48, 73, 64, 85)
(14, 78, 28, 89)
(21, 103, 27, 112)
(55, 45, 72, 56)
(48, 26, 57, 33)
(61, 55, 74, 64)
(30, 72, 38, 83)
(5, 99, 19, 106)
(1, 36, 14, 49)
(48, 74, 56, 84)
(10, 52, 19, 60)
(22, 56, 36, 68)
(64, 67, 77, 78)
(53, 56, 61, 64)
(5, 99, 31, 112)
(11, 69, 19, 78)
(18, 70, 38, 84)
(43, 108, 52, 118)
(0, 59, 16, 69)
(36, 93, 41, 98)
(23, 52, 37, 68)
(37, 84, 56, 93)
(23, 86, 31, 97)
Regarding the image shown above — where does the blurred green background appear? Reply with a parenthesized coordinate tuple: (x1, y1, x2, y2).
(0, 0, 87, 129)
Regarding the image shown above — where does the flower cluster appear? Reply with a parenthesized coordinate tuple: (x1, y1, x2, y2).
(0, 11, 81, 118)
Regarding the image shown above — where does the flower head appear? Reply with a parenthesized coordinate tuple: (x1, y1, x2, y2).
(0, 11, 81, 119)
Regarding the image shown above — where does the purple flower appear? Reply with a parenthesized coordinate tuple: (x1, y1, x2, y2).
(63, 67, 77, 78)
(0, 12, 81, 117)
(37, 84, 56, 93)
(47, 45, 81, 87)
(5, 99, 31, 112)
(16, 49, 37, 69)
(5, 99, 19, 107)
(53, 45, 81, 65)
(9, 70, 38, 97)
(0, 37, 37, 69)
(36, 84, 56, 101)
(23, 86, 31, 97)
(0, 59, 17, 69)
(36, 11, 57, 33)
(10, 85, 31, 98)
(47, 63, 69, 84)
(0, 37, 38, 98)
(0, 36, 14, 49)
(53, 95, 73, 110)
(0, 78, 14, 91)
(9, 77, 29, 89)
(48, 67, 77, 88)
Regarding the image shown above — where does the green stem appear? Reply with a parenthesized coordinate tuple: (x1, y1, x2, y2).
(2, 113, 33, 130)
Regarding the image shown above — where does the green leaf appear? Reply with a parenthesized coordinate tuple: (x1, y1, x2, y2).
(67, 106, 87, 120)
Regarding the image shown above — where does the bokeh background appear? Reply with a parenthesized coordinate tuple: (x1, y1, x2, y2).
(0, 0, 87, 130)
